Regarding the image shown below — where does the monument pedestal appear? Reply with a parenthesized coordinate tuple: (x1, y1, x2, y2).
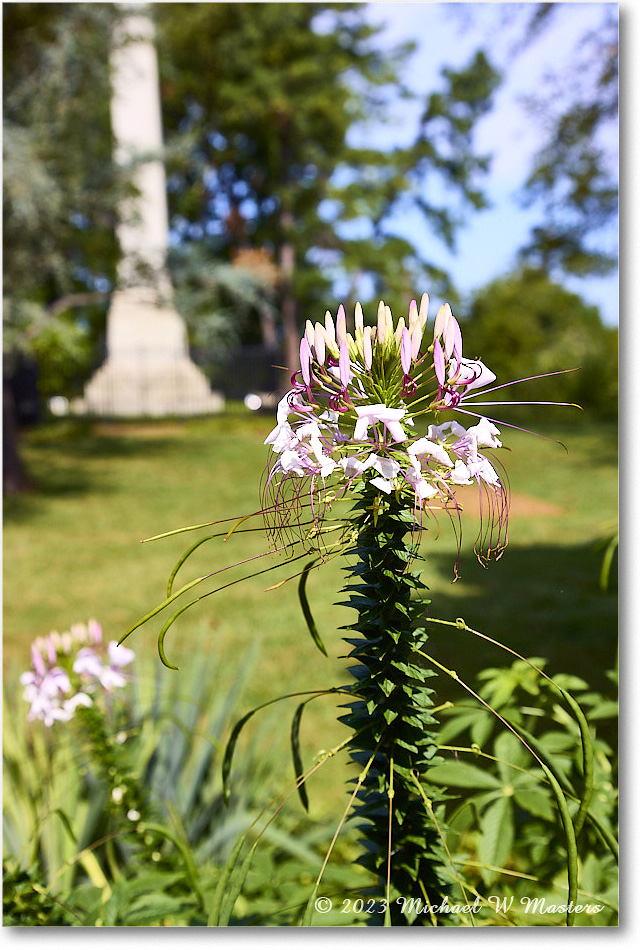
(80, 287, 224, 417)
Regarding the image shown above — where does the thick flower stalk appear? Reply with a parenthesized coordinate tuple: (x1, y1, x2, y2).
(261, 297, 515, 921)
(339, 487, 451, 923)
(20, 620, 135, 727)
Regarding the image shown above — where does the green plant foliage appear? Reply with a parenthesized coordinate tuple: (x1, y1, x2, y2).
(429, 653, 618, 925)
(3, 649, 352, 926)
(463, 268, 618, 420)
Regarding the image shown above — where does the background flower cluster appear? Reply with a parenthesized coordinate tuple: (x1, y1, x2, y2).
(20, 619, 135, 727)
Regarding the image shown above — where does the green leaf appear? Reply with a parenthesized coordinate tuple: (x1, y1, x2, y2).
(586, 700, 619, 720)
(428, 761, 502, 790)
(470, 713, 493, 748)
(513, 785, 555, 821)
(551, 673, 589, 692)
(208, 836, 245, 926)
(478, 795, 514, 886)
(494, 731, 528, 783)
(124, 892, 193, 926)
(437, 709, 487, 744)
(301, 884, 319, 926)
(217, 840, 259, 926)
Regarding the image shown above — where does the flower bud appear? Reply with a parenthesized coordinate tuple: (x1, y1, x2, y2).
(314, 324, 326, 366)
(354, 301, 364, 334)
(411, 322, 423, 360)
(377, 301, 386, 343)
(305, 320, 315, 348)
(324, 310, 336, 343)
(433, 302, 450, 341)
(336, 305, 347, 345)
(418, 292, 429, 329)
(300, 337, 312, 386)
(408, 299, 418, 333)
(362, 325, 373, 370)
(339, 339, 351, 388)
(401, 326, 411, 375)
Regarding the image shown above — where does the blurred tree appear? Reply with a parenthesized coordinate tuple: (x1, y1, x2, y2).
(516, 5, 618, 278)
(1, 3, 273, 491)
(463, 268, 617, 421)
(3, 2, 123, 492)
(155, 2, 500, 372)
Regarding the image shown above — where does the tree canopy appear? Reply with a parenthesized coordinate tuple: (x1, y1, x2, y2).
(155, 1, 501, 370)
(464, 268, 617, 421)
(516, 5, 618, 278)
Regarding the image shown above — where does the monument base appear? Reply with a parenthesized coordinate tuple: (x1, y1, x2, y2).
(78, 287, 224, 418)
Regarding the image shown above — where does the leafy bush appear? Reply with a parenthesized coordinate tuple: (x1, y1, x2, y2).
(426, 652, 618, 925)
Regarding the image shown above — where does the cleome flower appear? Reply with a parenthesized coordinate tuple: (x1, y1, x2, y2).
(20, 620, 135, 727)
(263, 295, 513, 561)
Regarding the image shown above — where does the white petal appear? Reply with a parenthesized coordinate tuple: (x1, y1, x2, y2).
(370, 476, 393, 494)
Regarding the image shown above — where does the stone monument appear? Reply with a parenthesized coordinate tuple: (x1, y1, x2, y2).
(82, 5, 223, 417)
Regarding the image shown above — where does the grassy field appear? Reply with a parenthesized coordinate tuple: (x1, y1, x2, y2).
(3, 409, 618, 813)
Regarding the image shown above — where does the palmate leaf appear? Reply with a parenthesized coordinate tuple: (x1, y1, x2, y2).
(513, 785, 555, 821)
(477, 794, 514, 887)
(428, 760, 503, 791)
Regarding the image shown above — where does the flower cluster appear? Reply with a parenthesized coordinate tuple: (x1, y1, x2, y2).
(20, 620, 135, 727)
(264, 295, 508, 553)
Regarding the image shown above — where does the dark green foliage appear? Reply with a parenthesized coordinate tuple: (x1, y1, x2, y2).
(432, 657, 618, 925)
(3, 864, 76, 927)
(463, 268, 618, 420)
(339, 489, 452, 924)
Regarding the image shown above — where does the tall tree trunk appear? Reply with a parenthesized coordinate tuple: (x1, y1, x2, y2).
(3, 381, 30, 495)
(279, 212, 300, 384)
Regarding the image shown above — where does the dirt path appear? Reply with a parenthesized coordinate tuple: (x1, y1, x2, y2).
(453, 485, 564, 518)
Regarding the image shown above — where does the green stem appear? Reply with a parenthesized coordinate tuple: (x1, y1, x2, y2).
(339, 487, 450, 925)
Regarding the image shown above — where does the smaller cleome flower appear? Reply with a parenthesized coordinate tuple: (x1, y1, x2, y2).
(20, 620, 135, 726)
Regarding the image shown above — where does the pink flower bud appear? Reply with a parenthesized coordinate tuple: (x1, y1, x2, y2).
(314, 324, 325, 366)
(363, 327, 372, 370)
(324, 310, 336, 342)
(411, 323, 423, 360)
(300, 337, 312, 386)
(401, 326, 411, 375)
(434, 338, 446, 387)
(377, 301, 386, 343)
(339, 339, 351, 388)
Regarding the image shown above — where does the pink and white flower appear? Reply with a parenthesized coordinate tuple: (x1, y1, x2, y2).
(262, 294, 521, 560)
(20, 621, 136, 727)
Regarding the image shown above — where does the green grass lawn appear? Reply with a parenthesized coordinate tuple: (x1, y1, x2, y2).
(3, 409, 618, 814)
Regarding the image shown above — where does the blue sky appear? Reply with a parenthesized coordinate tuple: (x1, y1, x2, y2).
(354, 1, 619, 326)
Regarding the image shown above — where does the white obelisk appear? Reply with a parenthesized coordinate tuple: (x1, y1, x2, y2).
(82, 4, 223, 416)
